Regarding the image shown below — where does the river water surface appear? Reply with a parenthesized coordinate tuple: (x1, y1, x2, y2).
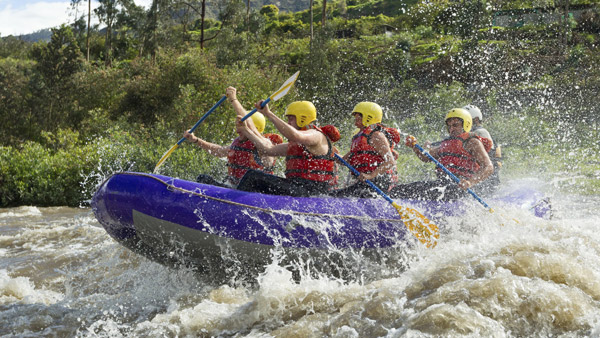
(1, 178, 600, 337)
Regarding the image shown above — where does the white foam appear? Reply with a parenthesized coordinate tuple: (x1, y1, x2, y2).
(0, 206, 42, 219)
(0, 269, 63, 305)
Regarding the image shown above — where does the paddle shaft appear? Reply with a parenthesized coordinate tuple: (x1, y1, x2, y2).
(240, 97, 271, 122)
(178, 95, 228, 145)
(334, 154, 394, 204)
(413, 143, 491, 209)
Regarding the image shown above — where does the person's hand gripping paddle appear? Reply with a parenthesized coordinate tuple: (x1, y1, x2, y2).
(154, 96, 227, 172)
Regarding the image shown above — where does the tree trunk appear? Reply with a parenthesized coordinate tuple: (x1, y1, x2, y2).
(321, 0, 327, 26)
(143, 0, 159, 61)
(310, 0, 314, 48)
(563, 0, 570, 52)
(86, 0, 90, 61)
(200, 0, 206, 49)
(557, 0, 570, 54)
(105, 21, 112, 66)
(246, 0, 250, 26)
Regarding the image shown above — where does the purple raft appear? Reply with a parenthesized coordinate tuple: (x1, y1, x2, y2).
(91, 172, 551, 272)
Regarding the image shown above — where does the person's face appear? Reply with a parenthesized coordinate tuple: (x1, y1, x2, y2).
(446, 117, 464, 137)
(353, 113, 363, 129)
(235, 122, 247, 139)
(286, 115, 299, 129)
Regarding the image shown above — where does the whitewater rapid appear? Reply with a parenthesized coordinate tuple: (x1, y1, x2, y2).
(1, 181, 599, 337)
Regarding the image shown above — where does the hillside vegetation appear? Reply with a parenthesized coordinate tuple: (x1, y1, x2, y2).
(1, 0, 599, 207)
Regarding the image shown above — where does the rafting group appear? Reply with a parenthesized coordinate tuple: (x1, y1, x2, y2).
(182, 86, 502, 202)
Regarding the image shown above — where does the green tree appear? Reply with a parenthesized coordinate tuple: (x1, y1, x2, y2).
(576, 8, 600, 33)
(434, 0, 490, 37)
(0, 59, 35, 145)
(260, 4, 279, 17)
(95, 0, 118, 65)
(95, 0, 142, 65)
(30, 25, 85, 134)
(174, 0, 221, 49)
(0, 36, 32, 59)
(31, 25, 83, 87)
(142, 0, 172, 60)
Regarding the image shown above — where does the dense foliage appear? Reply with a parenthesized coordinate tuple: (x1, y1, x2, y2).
(1, 0, 599, 207)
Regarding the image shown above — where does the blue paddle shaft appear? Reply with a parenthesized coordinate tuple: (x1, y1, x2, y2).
(240, 97, 272, 122)
(335, 154, 395, 205)
(178, 95, 228, 145)
(413, 144, 490, 209)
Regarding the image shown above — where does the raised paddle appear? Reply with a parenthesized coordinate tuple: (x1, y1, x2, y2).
(154, 95, 228, 172)
(240, 71, 300, 122)
(335, 154, 439, 248)
(412, 143, 494, 212)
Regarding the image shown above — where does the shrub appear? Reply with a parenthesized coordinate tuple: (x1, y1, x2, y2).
(260, 4, 280, 17)
(0, 130, 90, 206)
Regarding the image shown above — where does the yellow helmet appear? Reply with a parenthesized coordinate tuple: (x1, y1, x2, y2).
(445, 108, 472, 133)
(285, 101, 316, 128)
(352, 102, 382, 126)
(249, 112, 266, 134)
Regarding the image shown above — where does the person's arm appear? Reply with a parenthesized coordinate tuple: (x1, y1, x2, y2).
(359, 131, 395, 181)
(183, 131, 229, 158)
(226, 86, 260, 133)
(259, 154, 278, 168)
(254, 100, 330, 156)
(405, 135, 437, 162)
(258, 136, 282, 168)
(459, 138, 494, 190)
(255, 100, 323, 148)
(236, 116, 288, 156)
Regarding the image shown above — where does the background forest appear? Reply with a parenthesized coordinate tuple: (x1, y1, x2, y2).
(1, 0, 599, 207)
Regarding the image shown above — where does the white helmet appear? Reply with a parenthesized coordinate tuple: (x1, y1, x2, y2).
(463, 105, 482, 121)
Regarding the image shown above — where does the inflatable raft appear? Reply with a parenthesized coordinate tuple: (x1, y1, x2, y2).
(91, 172, 551, 274)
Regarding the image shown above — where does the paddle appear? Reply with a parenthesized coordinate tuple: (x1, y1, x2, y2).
(335, 154, 439, 248)
(240, 71, 300, 122)
(154, 95, 228, 173)
(412, 143, 494, 212)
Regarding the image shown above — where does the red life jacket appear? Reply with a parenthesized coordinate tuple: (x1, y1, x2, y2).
(470, 127, 498, 163)
(227, 137, 275, 184)
(437, 133, 491, 179)
(285, 125, 336, 184)
(347, 124, 399, 182)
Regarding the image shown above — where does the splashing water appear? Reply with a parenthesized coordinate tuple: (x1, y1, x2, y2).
(1, 178, 600, 336)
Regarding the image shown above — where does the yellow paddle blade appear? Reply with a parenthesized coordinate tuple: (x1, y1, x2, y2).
(153, 143, 179, 173)
(392, 202, 439, 248)
(270, 71, 300, 102)
(492, 208, 521, 226)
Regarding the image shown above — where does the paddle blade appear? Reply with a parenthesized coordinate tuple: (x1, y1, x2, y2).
(270, 71, 300, 102)
(154, 143, 179, 173)
(392, 202, 439, 248)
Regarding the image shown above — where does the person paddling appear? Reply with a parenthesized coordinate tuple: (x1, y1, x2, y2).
(389, 108, 493, 201)
(184, 87, 283, 187)
(463, 104, 502, 194)
(236, 100, 341, 197)
(333, 102, 401, 198)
